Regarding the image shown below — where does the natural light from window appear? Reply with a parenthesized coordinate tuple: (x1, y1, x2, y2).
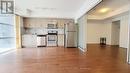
(0, 14, 15, 53)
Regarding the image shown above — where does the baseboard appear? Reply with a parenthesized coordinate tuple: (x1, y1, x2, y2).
(87, 44, 118, 46)
(87, 43, 120, 45)
(87, 43, 100, 45)
(119, 47, 127, 49)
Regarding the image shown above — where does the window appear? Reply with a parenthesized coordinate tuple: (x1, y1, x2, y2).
(0, 15, 15, 53)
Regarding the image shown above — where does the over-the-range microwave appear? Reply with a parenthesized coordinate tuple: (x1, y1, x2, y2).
(47, 24, 57, 29)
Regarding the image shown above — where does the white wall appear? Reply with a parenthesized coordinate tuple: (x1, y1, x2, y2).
(103, 20, 112, 45)
(87, 12, 129, 48)
(86, 19, 113, 45)
(78, 14, 87, 52)
(106, 12, 129, 48)
(105, 12, 129, 48)
(87, 20, 106, 44)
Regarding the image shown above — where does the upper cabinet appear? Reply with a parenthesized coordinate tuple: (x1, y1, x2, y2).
(24, 18, 36, 28)
(57, 20, 64, 29)
(23, 18, 74, 29)
(57, 19, 74, 29)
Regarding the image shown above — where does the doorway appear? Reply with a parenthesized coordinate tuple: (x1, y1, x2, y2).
(111, 20, 120, 46)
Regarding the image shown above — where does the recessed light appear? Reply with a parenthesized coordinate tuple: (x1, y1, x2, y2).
(99, 8, 110, 13)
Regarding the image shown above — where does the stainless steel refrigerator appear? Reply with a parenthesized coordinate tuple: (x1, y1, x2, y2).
(64, 23, 77, 48)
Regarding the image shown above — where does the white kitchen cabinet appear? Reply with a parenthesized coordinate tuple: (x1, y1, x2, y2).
(57, 20, 64, 29)
(24, 18, 74, 29)
(24, 18, 36, 28)
(30, 24, 36, 28)
(40, 24, 47, 28)
(57, 19, 74, 29)
(30, 19, 36, 28)
(24, 19, 30, 28)
(31, 35, 37, 47)
(24, 24, 30, 28)
(22, 35, 37, 48)
(58, 35, 64, 46)
(34, 19, 48, 28)
(57, 29, 64, 34)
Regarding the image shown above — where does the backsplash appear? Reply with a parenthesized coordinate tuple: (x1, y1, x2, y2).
(25, 28, 47, 35)
(25, 28, 64, 35)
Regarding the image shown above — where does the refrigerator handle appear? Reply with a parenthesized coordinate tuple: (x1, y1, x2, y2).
(64, 24, 66, 48)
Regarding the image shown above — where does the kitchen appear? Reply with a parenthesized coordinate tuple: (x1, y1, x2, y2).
(22, 18, 77, 48)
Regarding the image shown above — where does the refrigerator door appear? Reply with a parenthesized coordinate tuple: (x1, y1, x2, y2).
(65, 23, 77, 32)
(65, 32, 77, 47)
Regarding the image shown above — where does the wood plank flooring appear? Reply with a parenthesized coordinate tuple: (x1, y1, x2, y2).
(0, 45, 130, 73)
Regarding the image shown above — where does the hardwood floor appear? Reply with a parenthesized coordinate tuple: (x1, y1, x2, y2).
(0, 45, 130, 73)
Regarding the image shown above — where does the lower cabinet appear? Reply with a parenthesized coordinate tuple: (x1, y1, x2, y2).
(22, 35, 37, 48)
(22, 34, 64, 48)
(58, 35, 64, 46)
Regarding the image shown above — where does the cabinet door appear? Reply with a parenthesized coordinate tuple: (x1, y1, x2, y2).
(24, 19, 36, 28)
(58, 35, 64, 46)
(35, 19, 47, 28)
(30, 19, 36, 28)
(35, 18, 41, 28)
(58, 20, 64, 29)
(22, 35, 37, 48)
(22, 35, 32, 47)
(24, 19, 30, 28)
(41, 24, 47, 28)
(31, 35, 37, 47)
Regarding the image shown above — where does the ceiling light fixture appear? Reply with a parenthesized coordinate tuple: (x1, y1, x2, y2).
(99, 8, 110, 13)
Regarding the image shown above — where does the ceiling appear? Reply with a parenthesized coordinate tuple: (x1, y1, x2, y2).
(15, 0, 86, 18)
(88, 0, 130, 19)
(15, 0, 102, 19)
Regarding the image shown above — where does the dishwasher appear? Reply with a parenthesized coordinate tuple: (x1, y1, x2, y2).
(37, 35, 47, 47)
